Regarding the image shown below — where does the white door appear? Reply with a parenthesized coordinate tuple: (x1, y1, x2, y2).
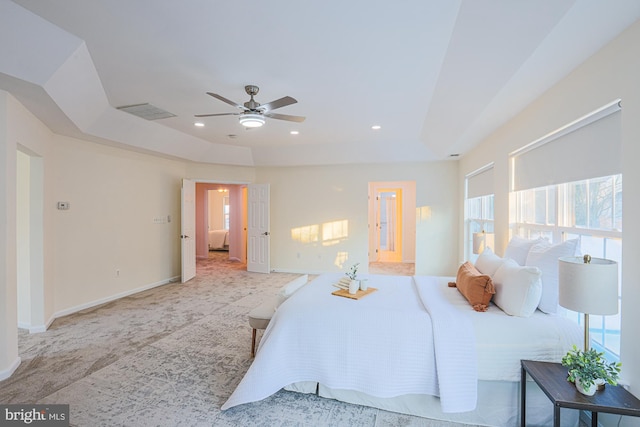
(247, 183, 270, 273)
(181, 179, 196, 283)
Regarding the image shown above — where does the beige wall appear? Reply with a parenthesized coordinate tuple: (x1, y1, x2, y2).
(0, 91, 19, 378)
(459, 19, 640, 408)
(49, 133, 187, 314)
(256, 162, 459, 275)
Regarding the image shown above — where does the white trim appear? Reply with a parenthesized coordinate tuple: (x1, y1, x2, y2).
(53, 276, 179, 319)
(0, 357, 21, 381)
(17, 314, 56, 334)
(509, 99, 621, 158)
(271, 268, 326, 275)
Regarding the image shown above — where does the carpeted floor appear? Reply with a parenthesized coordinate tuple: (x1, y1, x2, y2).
(1, 253, 479, 426)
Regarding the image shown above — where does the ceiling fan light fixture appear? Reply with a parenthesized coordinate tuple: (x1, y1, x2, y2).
(239, 113, 265, 128)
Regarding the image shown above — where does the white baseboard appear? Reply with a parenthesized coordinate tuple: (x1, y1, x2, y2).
(53, 276, 180, 320)
(271, 268, 326, 275)
(17, 314, 56, 334)
(0, 357, 21, 381)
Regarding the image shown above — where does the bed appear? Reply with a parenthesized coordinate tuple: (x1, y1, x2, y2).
(222, 273, 583, 426)
(208, 229, 229, 250)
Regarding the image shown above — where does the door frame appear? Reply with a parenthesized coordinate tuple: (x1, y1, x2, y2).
(181, 179, 251, 278)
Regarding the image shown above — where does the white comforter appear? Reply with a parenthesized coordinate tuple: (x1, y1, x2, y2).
(222, 273, 478, 413)
(413, 276, 582, 382)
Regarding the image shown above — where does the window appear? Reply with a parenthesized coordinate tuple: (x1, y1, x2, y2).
(466, 164, 495, 261)
(223, 196, 230, 230)
(513, 174, 622, 361)
(466, 194, 494, 262)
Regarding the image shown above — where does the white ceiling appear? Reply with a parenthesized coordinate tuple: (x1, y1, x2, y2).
(3, 0, 640, 166)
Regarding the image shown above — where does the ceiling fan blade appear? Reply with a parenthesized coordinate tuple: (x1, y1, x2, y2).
(258, 96, 297, 112)
(264, 112, 306, 123)
(194, 112, 240, 118)
(207, 92, 246, 110)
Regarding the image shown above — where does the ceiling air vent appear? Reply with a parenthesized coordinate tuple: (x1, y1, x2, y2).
(116, 103, 176, 120)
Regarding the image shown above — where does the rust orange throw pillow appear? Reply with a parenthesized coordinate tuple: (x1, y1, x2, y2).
(448, 261, 495, 312)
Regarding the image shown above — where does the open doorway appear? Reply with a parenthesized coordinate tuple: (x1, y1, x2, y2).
(368, 181, 416, 274)
(16, 147, 47, 332)
(376, 190, 402, 262)
(206, 188, 230, 252)
(192, 182, 248, 268)
(184, 181, 268, 280)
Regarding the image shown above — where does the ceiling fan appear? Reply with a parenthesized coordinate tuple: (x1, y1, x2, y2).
(195, 85, 305, 128)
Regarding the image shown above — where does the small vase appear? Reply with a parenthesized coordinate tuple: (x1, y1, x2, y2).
(575, 377, 597, 396)
(360, 280, 368, 291)
(348, 280, 359, 295)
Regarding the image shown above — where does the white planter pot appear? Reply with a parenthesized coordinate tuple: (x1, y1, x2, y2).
(348, 280, 359, 295)
(575, 377, 597, 396)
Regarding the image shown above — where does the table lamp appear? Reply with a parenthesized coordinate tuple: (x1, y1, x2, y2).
(472, 231, 494, 255)
(558, 255, 618, 351)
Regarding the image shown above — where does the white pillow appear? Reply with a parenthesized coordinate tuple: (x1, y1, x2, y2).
(504, 236, 545, 266)
(278, 274, 309, 298)
(474, 247, 504, 276)
(492, 258, 542, 317)
(525, 239, 580, 314)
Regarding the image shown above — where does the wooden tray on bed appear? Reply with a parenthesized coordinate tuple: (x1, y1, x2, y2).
(332, 287, 378, 300)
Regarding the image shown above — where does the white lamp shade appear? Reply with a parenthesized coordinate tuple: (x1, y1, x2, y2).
(472, 232, 494, 254)
(558, 256, 618, 315)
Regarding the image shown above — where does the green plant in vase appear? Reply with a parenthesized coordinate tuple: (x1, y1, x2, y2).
(561, 345, 621, 396)
(345, 263, 360, 281)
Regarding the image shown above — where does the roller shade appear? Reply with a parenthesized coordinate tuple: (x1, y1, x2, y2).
(467, 164, 494, 199)
(512, 101, 621, 192)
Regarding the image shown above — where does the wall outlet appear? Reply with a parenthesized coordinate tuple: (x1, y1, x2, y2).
(57, 201, 70, 210)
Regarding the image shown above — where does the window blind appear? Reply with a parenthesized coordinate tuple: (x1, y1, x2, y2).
(511, 101, 621, 192)
(466, 164, 494, 199)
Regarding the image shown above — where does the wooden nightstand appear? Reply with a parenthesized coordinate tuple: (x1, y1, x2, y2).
(521, 360, 640, 427)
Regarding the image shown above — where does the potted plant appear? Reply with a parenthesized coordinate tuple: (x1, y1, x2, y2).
(561, 345, 621, 396)
(345, 263, 361, 294)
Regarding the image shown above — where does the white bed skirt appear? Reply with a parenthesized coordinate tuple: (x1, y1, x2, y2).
(285, 380, 579, 427)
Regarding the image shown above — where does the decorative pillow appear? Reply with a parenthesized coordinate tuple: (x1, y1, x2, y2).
(525, 239, 580, 314)
(474, 247, 504, 276)
(492, 258, 542, 317)
(449, 262, 495, 312)
(504, 236, 545, 266)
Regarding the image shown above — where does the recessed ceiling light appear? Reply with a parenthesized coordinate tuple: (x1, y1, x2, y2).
(371, 125, 381, 130)
(194, 122, 205, 127)
(290, 130, 299, 135)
